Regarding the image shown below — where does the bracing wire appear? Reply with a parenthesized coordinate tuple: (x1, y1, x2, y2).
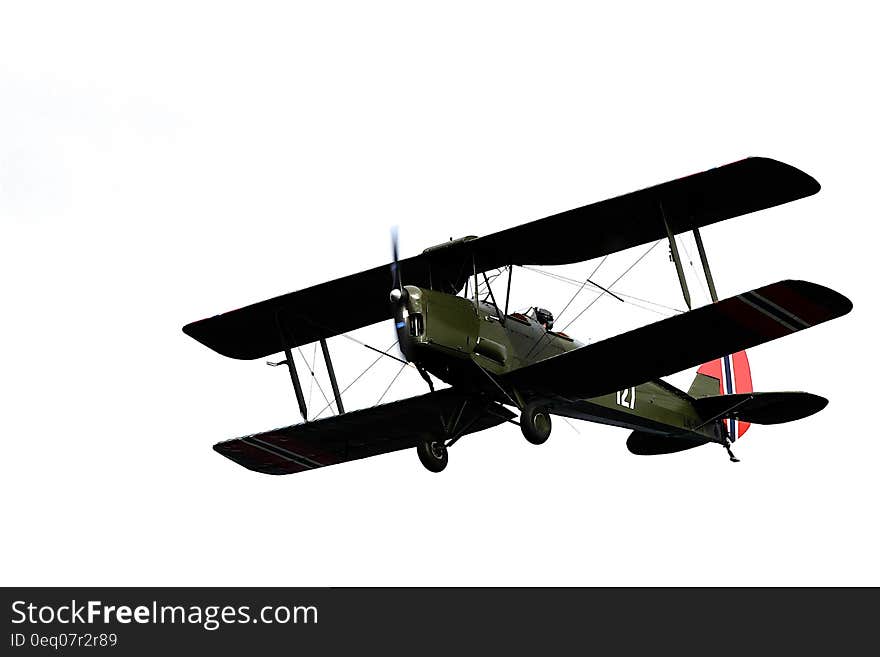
(678, 235, 712, 305)
(297, 346, 334, 418)
(306, 343, 317, 411)
(520, 266, 684, 315)
(554, 255, 609, 324)
(375, 362, 409, 406)
(312, 340, 401, 419)
(523, 255, 611, 359)
(338, 332, 410, 365)
(559, 240, 662, 333)
(478, 268, 505, 303)
(523, 242, 663, 360)
(561, 416, 581, 435)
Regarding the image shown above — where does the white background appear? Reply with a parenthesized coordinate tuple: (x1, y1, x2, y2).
(1, 2, 876, 586)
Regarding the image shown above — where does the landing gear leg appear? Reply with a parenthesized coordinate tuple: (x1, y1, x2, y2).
(724, 439, 740, 463)
(416, 364, 435, 393)
(715, 420, 740, 462)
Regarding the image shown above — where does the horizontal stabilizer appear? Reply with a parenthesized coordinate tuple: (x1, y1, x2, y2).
(692, 391, 828, 425)
(213, 389, 513, 475)
(505, 280, 852, 401)
(626, 432, 710, 456)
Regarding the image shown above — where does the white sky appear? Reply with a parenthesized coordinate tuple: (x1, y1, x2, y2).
(1, 1, 877, 585)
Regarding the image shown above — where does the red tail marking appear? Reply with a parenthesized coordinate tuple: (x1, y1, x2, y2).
(697, 351, 752, 438)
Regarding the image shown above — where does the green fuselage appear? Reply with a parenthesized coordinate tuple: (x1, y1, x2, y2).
(400, 286, 720, 443)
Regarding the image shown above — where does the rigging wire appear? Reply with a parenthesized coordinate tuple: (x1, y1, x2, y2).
(338, 332, 411, 365)
(375, 362, 409, 406)
(297, 346, 333, 419)
(523, 242, 662, 360)
(678, 235, 712, 305)
(522, 254, 613, 358)
(554, 255, 609, 324)
(305, 343, 317, 411)
(478, 268, 505, 303)
(521, 265, 684, 317)
(561, 416, 581, 435)
(559, 240, 662, 333)
(312, 340, 401, 419)
(302, 315, 412, 366)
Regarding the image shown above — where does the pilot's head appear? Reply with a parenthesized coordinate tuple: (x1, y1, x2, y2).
(535, 307, 554, 331)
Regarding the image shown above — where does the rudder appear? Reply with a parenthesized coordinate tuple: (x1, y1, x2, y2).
(688, 350, 753, 439)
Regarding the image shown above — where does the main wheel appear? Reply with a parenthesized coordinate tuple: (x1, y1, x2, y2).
(521, 403, 552, 445)
(417, 439, 448, 473)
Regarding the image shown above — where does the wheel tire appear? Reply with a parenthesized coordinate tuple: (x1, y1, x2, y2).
(521, 403, 552, 445)
(417, 439, 448, 473)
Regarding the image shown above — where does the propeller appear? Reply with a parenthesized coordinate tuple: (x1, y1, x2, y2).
(389, 227, 434, 391)
(390, 226, 402, 295)
(389, 226, 407, 304)
(389, 227, 410, 359)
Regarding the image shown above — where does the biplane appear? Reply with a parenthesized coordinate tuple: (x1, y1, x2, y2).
(183, 157, 852, 475)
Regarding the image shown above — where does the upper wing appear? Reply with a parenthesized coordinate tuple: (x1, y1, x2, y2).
(183, 157, 817, 360)
(426, 157, 819, 271)
(213, 388, 514, 475)
(504, 280, 852, 401)
(182, 254, 470, 359)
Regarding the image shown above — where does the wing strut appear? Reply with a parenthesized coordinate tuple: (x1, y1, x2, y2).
(319, 337, 344, 414)
(691, 226, 735, 460)
(281, 342, 309, 421)
(504, 264, 513, 317)
(268, 316, 309, 421)
(482, 271, 504, 325)
(693, 227, 719, 303)
(660, 201, 692, 309)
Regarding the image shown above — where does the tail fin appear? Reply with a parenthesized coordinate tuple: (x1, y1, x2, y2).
(629, 350, 827, 457)
(688, 350, 753, 439)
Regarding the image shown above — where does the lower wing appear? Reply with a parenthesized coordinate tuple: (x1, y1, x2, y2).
(213, 389, 514, 475)
(504, 279, 852, 401)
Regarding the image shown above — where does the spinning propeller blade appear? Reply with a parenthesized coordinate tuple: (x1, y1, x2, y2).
(390, 226, 402, 293)
(389, 227, 410, 360)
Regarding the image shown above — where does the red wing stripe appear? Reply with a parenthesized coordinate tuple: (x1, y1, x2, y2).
(749, 292, 811, 329)
(738, 294, 798, 332)
(241, 436, 321, 469)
